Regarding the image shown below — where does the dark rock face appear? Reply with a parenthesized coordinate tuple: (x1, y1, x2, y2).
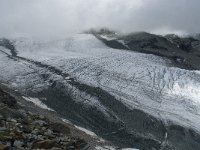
(165, 34, 198, 52)
(100, 38, 129, 50)
(49, 122, 71, 135)
(0, 89, 17, 108)
(166, 124, 200, 150)
(189, 129, 200, 143)
(120, 32, 172, 51)
(93, 30, 200, 70)
(0, 39, 17, 56)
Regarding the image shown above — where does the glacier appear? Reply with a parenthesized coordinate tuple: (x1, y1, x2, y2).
(0, 34, 200, 150)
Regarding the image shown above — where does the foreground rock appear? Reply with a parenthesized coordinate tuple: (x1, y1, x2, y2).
(0, 89, 88, 150)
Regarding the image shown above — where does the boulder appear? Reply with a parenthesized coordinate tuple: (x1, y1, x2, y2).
(0, 131, 12, 141)
(32, 120, 47, 126)
(49, 122, 70, 135)
(32, 140, 57, 149)
(0, 144, 9, 150)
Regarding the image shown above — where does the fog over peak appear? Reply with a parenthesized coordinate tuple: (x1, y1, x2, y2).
(0, 0, 200, 38)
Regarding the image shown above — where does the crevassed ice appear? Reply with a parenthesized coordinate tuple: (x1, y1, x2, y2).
(3, 34, 200, 132)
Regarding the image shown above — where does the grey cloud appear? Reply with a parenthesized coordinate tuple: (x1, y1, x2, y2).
(0, 0, 200, 38)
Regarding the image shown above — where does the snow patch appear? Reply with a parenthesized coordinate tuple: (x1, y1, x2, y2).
(95, 146, 116, 150)
(169, 82, 200, 105)
(100, 35, 117, 41)
(23, 96, 55, 112)
(62, 118, 72, 124)
(74, 125, 97, 137)
(11, 82, 18, 87)
(122, 148, 139, 150)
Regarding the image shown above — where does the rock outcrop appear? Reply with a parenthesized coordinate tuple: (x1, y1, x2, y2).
(0, 88, 88, 150)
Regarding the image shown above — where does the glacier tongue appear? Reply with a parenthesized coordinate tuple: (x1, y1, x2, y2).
(11, 34, 200, 131)
(1, 34, 200, 149)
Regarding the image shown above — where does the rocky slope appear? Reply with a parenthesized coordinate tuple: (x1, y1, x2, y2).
(92, 29, 200, 70)
(0, 87, 118, 150)
(0, 88, 84, 149)
(0, 32, 200, 150)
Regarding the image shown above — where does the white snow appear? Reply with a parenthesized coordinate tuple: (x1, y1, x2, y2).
(0, 46, 12, 55)
(62, 119, 106, 142)
(100, 35, 117, 41)
(62, 118, 72, 124)
(22, 96, 55, 112)
(95, 146, 116, 150)
(0, 34, 200, 132)
(169, 81, 200, 104)
(74, 125, 97, 137)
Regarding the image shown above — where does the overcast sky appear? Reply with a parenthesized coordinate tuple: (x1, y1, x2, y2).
(0, 0, 200, 38)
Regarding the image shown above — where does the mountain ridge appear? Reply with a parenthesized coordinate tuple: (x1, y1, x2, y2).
(89, 29, 200, 70)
